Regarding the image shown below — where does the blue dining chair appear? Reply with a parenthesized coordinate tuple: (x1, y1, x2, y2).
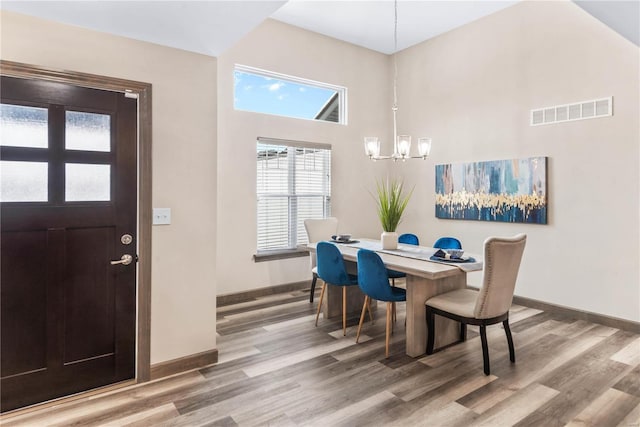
(356, 249, 407, 358)
(433, 236, 462, 249)
(388, 233, 420, 286)
(315, 241, 360, 336)
(399, 233, 419, 245)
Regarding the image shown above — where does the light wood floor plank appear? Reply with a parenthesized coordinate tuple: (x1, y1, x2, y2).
(242, 336, 356, 377)
(221, 299, 311, 321)
(99, 402, 179, 426)
(217, 292, 305, 314)
(395, 401, 476, 427)
(468, 382, 559, 427)
(261, 313, 317, 331)
(310, 390, 397, 426)
(565, 388, 640, 427)
(616, 401, 640, 427)
(611, 336, 640, 366)
(613, 364, 640, 397)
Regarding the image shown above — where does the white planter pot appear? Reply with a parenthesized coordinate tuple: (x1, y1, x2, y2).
(381, 231, 398, 250)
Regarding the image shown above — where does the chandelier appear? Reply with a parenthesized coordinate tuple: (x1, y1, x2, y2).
(364, 0, 432, 161)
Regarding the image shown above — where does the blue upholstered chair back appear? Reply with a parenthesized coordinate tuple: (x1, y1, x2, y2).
(317, 242, 352, 285)
(357, 249, 405, 302)
(433, 237, 462, 249)
(399, 233, 419, 245)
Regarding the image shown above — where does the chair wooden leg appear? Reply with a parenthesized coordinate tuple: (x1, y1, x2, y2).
(342, 286, 347, 336)
(366, 298, 374, 324)
(426, 307, 436, 354)
(385, 302, 392, 358)
(309, 274, 318, 303)
(392, 302, 397, 324)
(480, 325, 490, 375)
(356, 296, 369, 343)
(503, 319, 515, 363)
(460, 323, 467, 342)
(390, 302, 395, 333)
(315, 282, 326, 327)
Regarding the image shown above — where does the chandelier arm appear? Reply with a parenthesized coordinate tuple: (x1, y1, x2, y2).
(368, 155, 429, 161)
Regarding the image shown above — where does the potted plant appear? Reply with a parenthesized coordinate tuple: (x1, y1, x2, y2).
(373, 178, 413, 250)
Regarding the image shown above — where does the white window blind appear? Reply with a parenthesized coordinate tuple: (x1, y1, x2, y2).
(257, 138, 331, 252)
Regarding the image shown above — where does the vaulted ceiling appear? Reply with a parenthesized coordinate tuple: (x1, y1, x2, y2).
(1, 1, 637, 58)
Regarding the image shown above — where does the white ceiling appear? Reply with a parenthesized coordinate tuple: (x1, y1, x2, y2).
(574, 0, 639, 46)
(0, 1, 287, 57)
(271, 1, 519, 54)
(1, 1, 637, 57)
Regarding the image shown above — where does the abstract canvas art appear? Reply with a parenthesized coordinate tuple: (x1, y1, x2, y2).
(435, 157, 547, 224)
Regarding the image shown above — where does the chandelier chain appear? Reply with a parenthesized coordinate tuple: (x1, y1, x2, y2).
(392, 0, 399, 153)
(393, 0, 398, 110)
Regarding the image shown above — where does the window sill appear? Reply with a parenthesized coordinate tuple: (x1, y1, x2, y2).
(253, 248, 310, 263)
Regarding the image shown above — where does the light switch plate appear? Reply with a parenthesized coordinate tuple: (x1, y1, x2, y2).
(153, 208, 171, 225)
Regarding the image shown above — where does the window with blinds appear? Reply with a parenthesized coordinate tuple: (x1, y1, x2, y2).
(257, 138, 331, 252)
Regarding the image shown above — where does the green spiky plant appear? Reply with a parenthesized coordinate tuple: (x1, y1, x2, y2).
(373, 178, 414, 232)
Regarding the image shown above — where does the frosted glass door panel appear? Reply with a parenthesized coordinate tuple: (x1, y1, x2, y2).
(0, 161, 48, 202)
(0, 104, 48, 148)
(65, 164, 111, 201)
(65, 111, 111, 152)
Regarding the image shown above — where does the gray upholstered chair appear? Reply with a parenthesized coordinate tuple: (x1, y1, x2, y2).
(425, 234, 527, 375)
(304, 217, 338, 303)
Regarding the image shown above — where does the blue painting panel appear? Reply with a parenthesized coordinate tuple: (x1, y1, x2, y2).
(435, 157, 547, 224)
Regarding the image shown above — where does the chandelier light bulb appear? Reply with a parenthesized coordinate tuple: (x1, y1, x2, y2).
(417, 137, 432, 158)
(364, 136, 381, 158)
(397, 135, 411, 158)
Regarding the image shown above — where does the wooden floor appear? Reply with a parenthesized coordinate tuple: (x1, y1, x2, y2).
(3, 287, 640, 426)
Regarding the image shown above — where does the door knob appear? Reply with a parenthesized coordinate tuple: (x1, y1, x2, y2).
(111, 254, 133, 266)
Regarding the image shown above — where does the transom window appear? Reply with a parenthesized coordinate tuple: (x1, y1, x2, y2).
(257, 138, 331, 252)
(235, 65, 346, 124)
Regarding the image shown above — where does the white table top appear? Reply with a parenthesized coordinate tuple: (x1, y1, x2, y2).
(306, 238, 483, 280)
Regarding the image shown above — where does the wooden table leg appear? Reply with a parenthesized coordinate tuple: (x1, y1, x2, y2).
(405, 273, 466, 357)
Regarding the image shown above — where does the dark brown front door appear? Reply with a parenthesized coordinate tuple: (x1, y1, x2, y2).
(0, 76, 137, 412)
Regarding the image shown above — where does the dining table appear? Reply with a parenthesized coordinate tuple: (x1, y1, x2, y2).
(306, 238, 483, 357)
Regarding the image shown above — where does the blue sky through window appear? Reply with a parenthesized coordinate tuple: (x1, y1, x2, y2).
(234, 70, 338, 121)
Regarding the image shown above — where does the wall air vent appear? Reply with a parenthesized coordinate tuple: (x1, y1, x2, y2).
(530, 97, 612, 126)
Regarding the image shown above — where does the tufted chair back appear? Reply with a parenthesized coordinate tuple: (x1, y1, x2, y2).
(474, 234, 527, 319)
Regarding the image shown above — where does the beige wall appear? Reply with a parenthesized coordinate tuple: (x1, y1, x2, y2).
(216, 19, 390, 295)
(395, 1, 640, 321)
(0, 11, 219, 363)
